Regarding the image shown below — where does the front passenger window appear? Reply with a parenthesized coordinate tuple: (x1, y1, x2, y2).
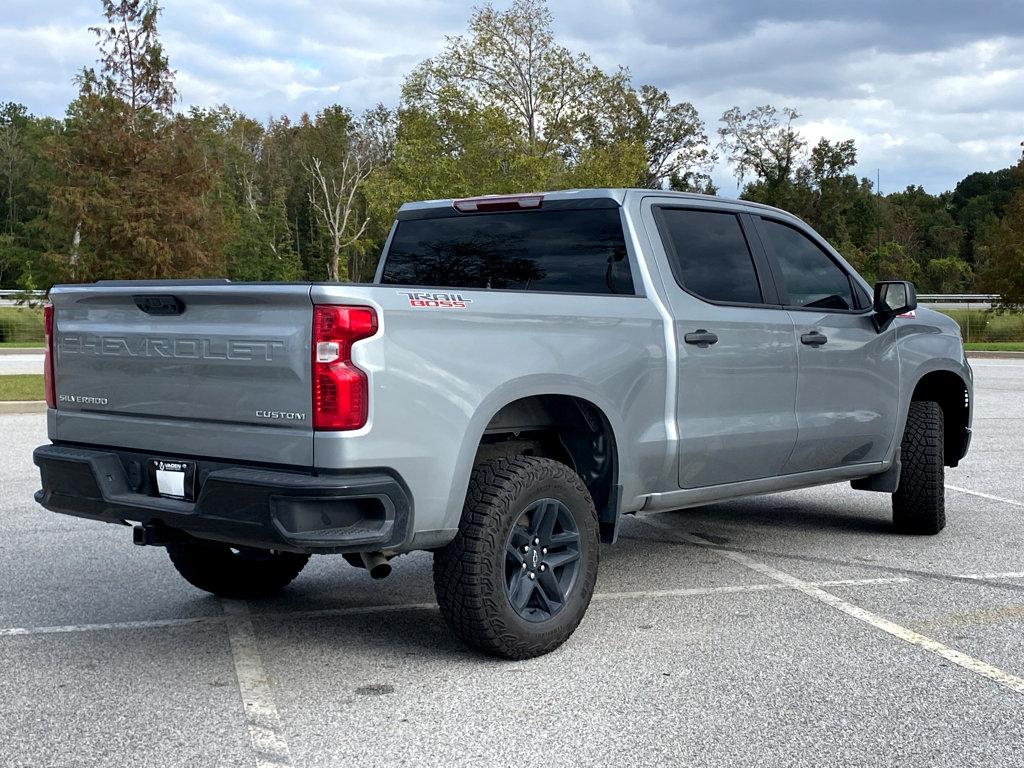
(757, 219, 855, 311)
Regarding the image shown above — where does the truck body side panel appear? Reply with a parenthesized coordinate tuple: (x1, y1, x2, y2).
(308, 284, 670, 548)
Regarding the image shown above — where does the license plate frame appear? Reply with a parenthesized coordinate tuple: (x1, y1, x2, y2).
(148, 459, 197, 501)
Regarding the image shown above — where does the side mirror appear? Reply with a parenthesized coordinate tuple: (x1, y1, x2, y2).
(872, 280, 917, 331)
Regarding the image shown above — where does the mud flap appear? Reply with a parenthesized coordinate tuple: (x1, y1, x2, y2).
(851, 449, 902, 493)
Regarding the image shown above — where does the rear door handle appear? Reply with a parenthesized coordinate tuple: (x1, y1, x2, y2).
(801, 331, 828, 347)
(684, 329, 718, 348)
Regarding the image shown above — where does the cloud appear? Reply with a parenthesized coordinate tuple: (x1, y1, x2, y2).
(1, 0, 1021, 192)
(558, 1, 1024, 192)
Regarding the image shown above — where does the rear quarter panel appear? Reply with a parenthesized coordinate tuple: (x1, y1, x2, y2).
(310, 284, 670, 549)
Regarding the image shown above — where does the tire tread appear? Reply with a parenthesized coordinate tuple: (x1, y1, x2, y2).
(433, 456, 599, 659)
(893, 400, 946, 535)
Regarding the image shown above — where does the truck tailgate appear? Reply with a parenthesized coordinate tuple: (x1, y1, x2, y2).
(49, 283, 315, 467)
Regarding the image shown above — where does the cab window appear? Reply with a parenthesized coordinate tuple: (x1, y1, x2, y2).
(656, 209, 763, 305)
(757, 218, 856, 311)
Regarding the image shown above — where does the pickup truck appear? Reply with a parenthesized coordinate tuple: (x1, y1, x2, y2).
(34, 189, 972, 659)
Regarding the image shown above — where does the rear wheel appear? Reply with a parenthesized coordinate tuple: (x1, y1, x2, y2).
(166, 541, 309, 598)
(892, 400, 946, 535)
(433, 456, 599, 659)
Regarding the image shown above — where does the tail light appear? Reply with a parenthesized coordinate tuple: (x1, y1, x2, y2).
(312, 305, 377, 430)
(43, 303, 56, 408)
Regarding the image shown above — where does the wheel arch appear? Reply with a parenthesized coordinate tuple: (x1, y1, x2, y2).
(446, 379, 627, 543)
(909, 368, 971, 467)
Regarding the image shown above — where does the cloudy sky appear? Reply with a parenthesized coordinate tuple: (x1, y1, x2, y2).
(2, 0, 1022, 194)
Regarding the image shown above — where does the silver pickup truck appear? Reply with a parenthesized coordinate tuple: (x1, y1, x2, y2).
(34, 189, 972, 658)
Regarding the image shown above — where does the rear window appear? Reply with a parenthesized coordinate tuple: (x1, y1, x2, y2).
(380, 208, 634, 295)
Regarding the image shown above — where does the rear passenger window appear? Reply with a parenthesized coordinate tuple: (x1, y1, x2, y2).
(381, 208, 634, 295)
(757, 218, 855, 311)
(656, 209, 763, 305)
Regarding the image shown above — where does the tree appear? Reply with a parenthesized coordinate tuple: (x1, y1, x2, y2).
(0, 103, 30, 234)
(848, 241, 920, 285)
(925, 256, 973, 293)
(300, 107, 374, 282)
(406, 0, 606, 154)
(360, 104, 397, 168)
(84, 0, 176, 134)
(797, 138, 870, 245)
(976, 149, 1024, 307)
(186, 106, 301, 281)
(304, 155, 372, 282)
(46, 0, 225, 281)
(718, 105, 806, 202)
(0, 104, 61, 288)
(591, 82, 715, 189)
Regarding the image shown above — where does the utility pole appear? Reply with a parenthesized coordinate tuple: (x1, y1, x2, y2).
(876, 168, 881, 254)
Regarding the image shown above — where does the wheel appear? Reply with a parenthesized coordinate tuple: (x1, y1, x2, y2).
(892, 400, 946, 535)
(166, 541, 309, 598)
(433, 456, 599, 659)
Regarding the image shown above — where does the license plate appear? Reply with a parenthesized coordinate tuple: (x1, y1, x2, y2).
(148, 459, 196, 501)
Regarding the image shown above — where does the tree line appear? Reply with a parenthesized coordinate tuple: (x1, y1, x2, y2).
(1, 0, 1022, 304)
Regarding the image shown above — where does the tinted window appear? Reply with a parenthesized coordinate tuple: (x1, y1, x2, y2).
(758, 219, 855, 310)
(380, 208, 633, 294)
(657, 209, 763, 304)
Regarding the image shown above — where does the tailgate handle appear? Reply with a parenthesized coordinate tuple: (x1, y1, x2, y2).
(133, 295, 185, 315)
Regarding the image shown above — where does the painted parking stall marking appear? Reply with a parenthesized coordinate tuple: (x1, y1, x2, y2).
(221, 599, 293, 769)
(639, 516, 1024, 697)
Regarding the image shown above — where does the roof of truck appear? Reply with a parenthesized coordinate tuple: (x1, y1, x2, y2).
(395, 188, 796, 220)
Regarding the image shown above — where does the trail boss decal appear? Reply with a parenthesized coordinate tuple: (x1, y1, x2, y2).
(397, 291, 473, 309)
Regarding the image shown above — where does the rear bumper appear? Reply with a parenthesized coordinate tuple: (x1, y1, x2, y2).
(33, 443, 412, 554)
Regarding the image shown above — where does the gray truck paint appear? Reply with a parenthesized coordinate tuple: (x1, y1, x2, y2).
(44, 189, 973, 552)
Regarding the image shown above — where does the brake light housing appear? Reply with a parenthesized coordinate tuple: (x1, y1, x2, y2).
(312, 305, 377, 430)
(43, 303, 56, 408)
(452, 194, 543, 213)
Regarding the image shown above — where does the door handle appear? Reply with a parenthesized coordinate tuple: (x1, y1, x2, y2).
(684, 329, 718, 348)
(801, 331, 828, 347)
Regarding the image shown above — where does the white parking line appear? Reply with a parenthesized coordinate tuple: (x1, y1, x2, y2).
(591, 576, 914, 603)
(0, 615, 216, 637)
(4, 573, 1024, 640)
(946, 484, 1024, 508)
(221, 600, 293, 769)
(638, 518, 1024, 696)
(0, 580, 916, 638)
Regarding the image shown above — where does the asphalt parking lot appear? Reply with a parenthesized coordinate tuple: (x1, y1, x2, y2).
(2, 359, 1023, 767)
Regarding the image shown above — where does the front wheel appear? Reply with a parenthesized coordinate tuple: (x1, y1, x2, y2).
(892, 400, 946, 535)
(166, 541, 310, 598)
(433, 456, 600, 659)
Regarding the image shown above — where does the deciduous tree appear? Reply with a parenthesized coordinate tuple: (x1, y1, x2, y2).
(718, 105, 806, 203)
(977, 149, 1024, 307)
(405, 0, 606, 155)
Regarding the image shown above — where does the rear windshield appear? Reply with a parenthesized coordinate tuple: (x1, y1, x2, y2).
(379, 208, 634, 295)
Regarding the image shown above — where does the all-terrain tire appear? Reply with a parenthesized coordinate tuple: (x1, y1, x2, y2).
(166, 541, 309, 598)
(892, 400, 945, 535)
(433, 456, 600, 659)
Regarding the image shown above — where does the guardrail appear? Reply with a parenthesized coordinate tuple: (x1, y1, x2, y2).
(917, 294, 1000, 303)
(0, 290, 47, 306)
